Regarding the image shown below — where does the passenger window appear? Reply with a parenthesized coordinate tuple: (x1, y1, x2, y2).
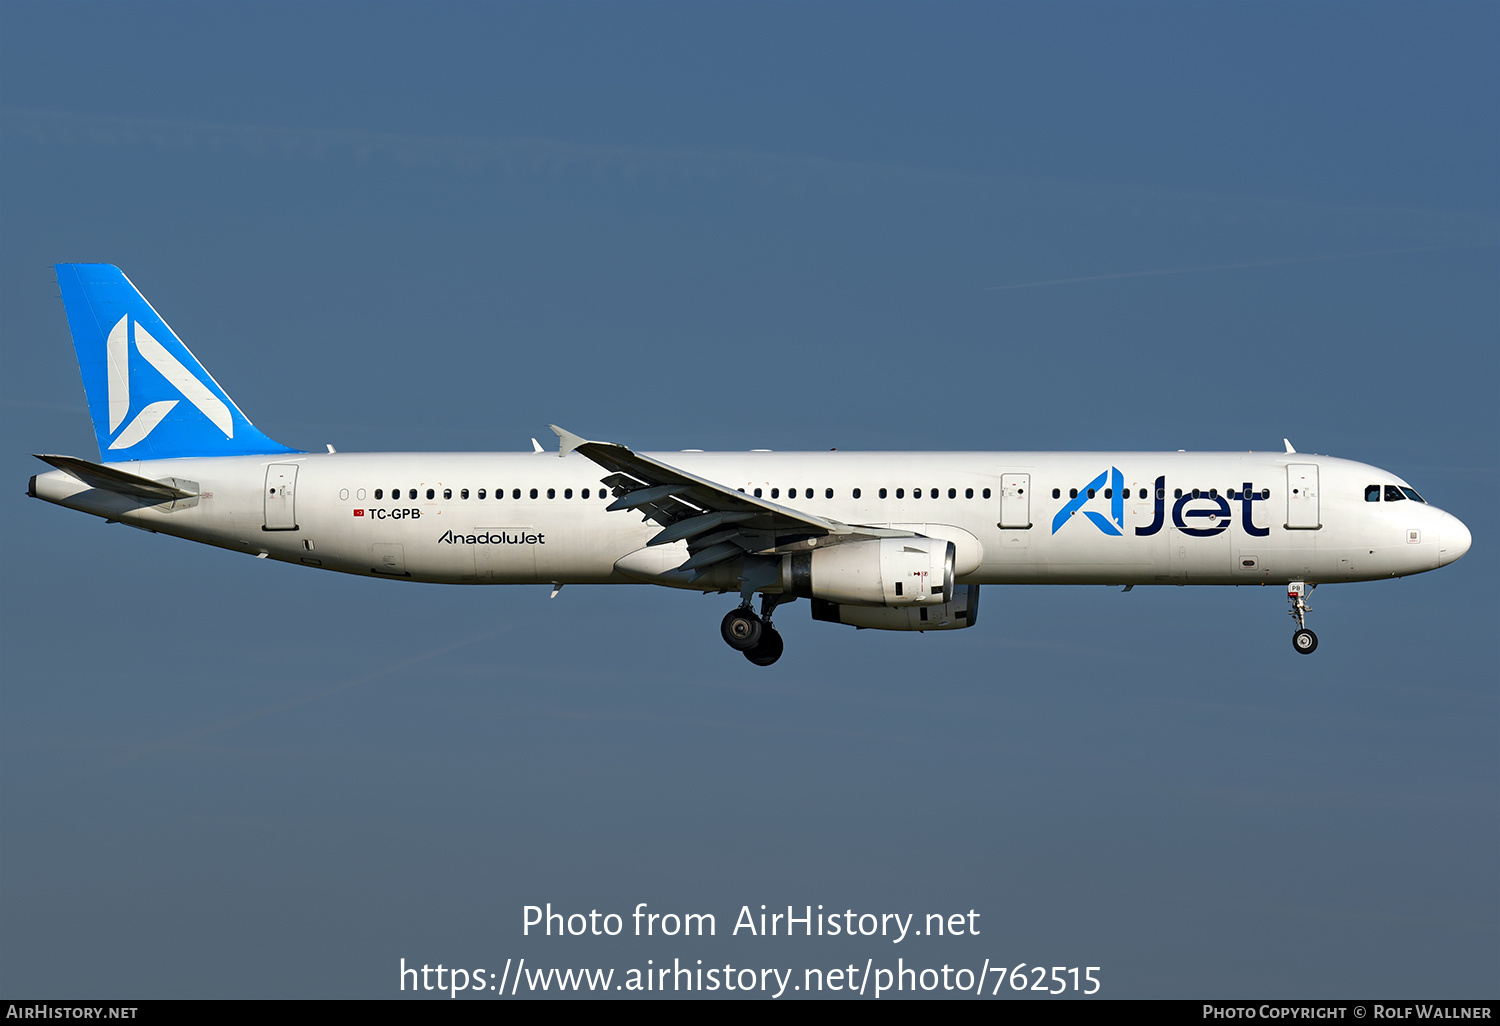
(1191, 488, 1200, 499)
(424, 488, 434, 500)
(565, 488, 573, 499)
(931, 488, 939, 499)
(1209, 488, 1218, 498)
(805, 488, 813, 499)
(1052, 488, 1060, 499)
(983, 488, 991, 499)
(965, 488, 973, 499)
(771, 488, 779, 499)
(1139, 488, 1147, 499)
(1365, 485, 1380, 502)
(513, 489, 521, 499)
(409, 489, 418, 500)
(1174, 489, 1183, 498)
(825, 488, 833, 499)
(443, 488, 452, 499)
(1087, 488, 1096, 499)
(1103, 488, 1112, 499)
(530, 488, 538, 499)
(896, 488, 905, 499)
(547, 488, 555, 499)
(1261, 489, 1270, 499)
(460, 488, 469, 499)
(852, 488, 861, 499)
(478, 489, 486, 499)
(1069, 488, 1078, 499)
(754, 488, 763, 498)
(879, 488, 887, 499)
(913, 488, 921, 500)
(1384, 485, 1405, 502)
(582, 488, 590, 499)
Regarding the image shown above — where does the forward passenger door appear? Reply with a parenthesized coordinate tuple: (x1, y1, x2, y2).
(999, 473, 1031, 529)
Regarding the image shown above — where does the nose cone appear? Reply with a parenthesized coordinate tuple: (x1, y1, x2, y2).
(1438, 513, 1472, 567)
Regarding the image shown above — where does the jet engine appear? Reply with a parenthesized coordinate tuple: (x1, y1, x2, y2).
(781, 537, 954, 607)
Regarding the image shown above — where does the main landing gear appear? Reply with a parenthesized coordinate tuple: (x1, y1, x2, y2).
(1288, 581, 1318, 655)
(720, 594, 788, 666)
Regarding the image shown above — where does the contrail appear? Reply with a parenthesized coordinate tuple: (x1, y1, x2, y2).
(985, 244, 1489, 291)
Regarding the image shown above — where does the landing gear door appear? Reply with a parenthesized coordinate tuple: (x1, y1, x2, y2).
(1285, 464, 1320, 530)
(264, 463, 299, 531)
(999, 474, 1031, 529)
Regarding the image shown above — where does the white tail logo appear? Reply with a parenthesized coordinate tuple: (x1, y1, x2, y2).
(105, 315, 233, 450)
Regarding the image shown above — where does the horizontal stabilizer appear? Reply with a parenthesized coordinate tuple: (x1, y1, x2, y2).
(34, 454, 198, 502)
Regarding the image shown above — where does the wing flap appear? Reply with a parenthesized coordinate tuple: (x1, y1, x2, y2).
(551, 425, 856, 538)
(548, 426, 920, 559)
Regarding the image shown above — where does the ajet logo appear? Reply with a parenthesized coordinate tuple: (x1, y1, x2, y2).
(1052, 472, 1270, 539)
(105, 315, 232, 450)
(1051, 468, 1127, 536)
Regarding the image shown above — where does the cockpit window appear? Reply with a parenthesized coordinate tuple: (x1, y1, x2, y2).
(1384, 485, 1406, 502)
(1365, 485, 1380, 502)
(1400, 487, 1426, 503)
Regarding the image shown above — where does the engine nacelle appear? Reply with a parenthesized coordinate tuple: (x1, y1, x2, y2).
(811, 584, 981, 631)
(782, 537, 954, 607)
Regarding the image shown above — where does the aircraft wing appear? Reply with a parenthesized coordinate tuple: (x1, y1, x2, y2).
(549, 425, 912, 576)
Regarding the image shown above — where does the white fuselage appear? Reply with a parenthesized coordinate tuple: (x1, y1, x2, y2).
(30, 449, 1471, 590)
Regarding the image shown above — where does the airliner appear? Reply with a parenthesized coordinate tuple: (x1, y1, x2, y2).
(28, 264, 1472, 666)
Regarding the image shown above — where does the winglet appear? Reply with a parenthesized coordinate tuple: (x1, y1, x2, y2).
(1283, 438, 1296, 454)
(548, 424, 588, 458)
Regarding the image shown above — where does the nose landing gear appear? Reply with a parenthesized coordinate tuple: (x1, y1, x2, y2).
(1288, 581, 1318, 654)
(721, 594, 788, 666)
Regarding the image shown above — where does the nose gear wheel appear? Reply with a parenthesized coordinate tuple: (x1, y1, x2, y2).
(1287, 582, 1319, 655)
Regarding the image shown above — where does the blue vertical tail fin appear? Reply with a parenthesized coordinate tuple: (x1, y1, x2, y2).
(55, 263, 299, 462)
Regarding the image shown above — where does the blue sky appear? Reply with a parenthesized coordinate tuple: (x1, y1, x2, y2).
(2, 2, 1496, 998)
